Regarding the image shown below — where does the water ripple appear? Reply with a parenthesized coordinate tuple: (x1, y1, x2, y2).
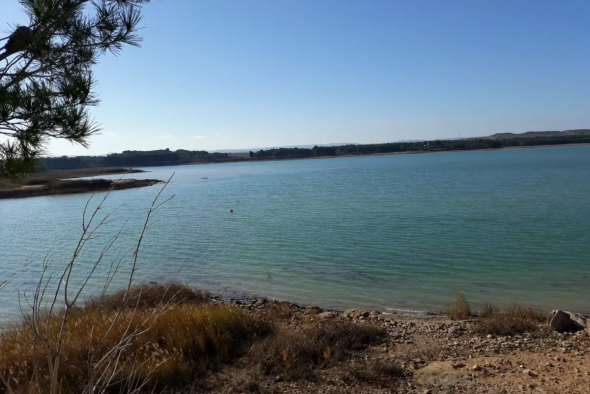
(1, 146, 590, 320)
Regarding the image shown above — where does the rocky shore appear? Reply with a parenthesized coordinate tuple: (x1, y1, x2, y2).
(1, 281, 587, 394)
(208, 295, 590, 394)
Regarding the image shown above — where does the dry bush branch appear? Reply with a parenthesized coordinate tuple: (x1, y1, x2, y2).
(0, 302, 271, 393)
(446, 293, 472, 320)
(249, 320, 385, 380)
(475, 302, 548, 336)
(1, 174, 179, 394)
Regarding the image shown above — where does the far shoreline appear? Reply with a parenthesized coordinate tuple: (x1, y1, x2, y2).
(0, 178, 163, 200)
(180, 141, 590, 167)
(0, 168, 162, 200)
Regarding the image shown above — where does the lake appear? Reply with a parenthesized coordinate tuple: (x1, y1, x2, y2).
(1, 145, 589, 321)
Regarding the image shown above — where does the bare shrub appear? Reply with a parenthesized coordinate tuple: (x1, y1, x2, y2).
(266, 302, 292, 319)
(249, 320, 385, 380)
(0, 302, 271, 393)
(479, 302, 499, 318)
(405, 342, 446, 362)
(475, 302, 548, 336)
(0, 175, 177, 394)
(342, 358, 405, 387)
(224, 370, 277, 394)
(446, 293, 472, 320)
(85, 282, 209, 311)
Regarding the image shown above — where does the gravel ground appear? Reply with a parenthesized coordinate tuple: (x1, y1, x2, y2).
(192, 297, 590, 394)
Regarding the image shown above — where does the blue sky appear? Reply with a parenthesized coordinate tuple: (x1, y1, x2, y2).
(2, 0, 590, 155)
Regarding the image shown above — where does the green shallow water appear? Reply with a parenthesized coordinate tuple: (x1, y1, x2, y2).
(1, 145, 589, 320)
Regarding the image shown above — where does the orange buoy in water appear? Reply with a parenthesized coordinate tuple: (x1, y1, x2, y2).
(230, 209, 234, 213)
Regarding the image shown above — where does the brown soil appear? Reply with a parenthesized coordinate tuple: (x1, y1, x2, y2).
(201, 298, 590, 394)
(1, 283, 587, 394)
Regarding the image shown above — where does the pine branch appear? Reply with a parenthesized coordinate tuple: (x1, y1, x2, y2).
(0, 0, 151, 177)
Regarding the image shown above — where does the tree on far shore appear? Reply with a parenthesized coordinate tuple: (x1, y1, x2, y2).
(0, 0, 152, 178)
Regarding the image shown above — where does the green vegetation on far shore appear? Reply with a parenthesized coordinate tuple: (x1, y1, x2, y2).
(40, 150, 238, 171)
(38, 131, 590, 171)
(254, 131, 590, 159)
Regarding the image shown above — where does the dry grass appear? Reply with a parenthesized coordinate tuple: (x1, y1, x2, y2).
(265, 302, 292, 319)
(447, 295, 547, 335)
(222, 370, 278, 394)
(405, 341, 447, 362)
(479, 301, 499, 318)
(446, 293, 472, 320)
(0, 280, 552, 393)
(0, 288, 271, 394)
(475, 302, 548, 336)
(249, 320, 385, 380)
(85, 282, 209, 311)
(342, 358, 405, 388)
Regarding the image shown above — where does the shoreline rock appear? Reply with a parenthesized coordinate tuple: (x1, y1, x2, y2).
(550, 309, 590, 333)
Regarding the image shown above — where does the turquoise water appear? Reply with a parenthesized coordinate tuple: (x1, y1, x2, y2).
(1, 146, 589, 320)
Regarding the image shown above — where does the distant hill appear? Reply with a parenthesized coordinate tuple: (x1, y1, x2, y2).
(487, 129, 590, 139)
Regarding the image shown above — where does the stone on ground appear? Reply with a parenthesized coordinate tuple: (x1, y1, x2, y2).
(343, 308, 369, 319)
(550, 310, 572, 331)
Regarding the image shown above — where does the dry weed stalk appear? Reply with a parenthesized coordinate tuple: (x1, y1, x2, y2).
(1, 174, 176, 394)
(446, 293, 472, 320)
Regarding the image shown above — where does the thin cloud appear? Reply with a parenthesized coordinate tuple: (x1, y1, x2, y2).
(103, 131, 119, 136)
(193, 135, 208, 139)
(154, 135, 173, 139)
